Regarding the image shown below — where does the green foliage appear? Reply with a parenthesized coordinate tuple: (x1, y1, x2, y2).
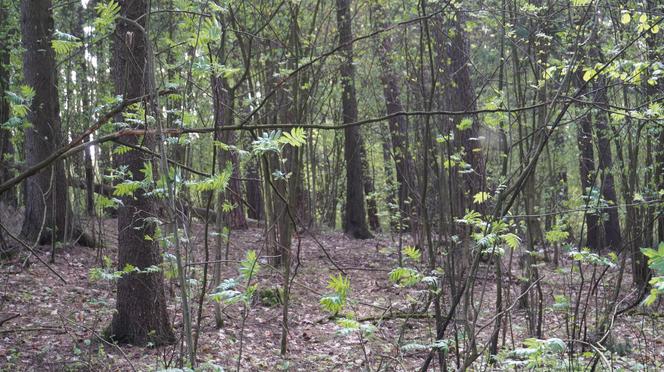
(401, 339, 449, 352)
(320, 274, 350, 314)
(403, 246, 421, 261)
(641, 242, 664, 305)
(113, 180, 142, 197)
(112, 145, 132, 155)
(252, 128, 307, 157)
(457, 211, 518, 256)
(252, 131, 282, 154)
(209, 250, 261, 307)
(277, 127, 307, 147)
(239, 250, 260, 280)
(94, 0, 121, 34)
(319, 294, 345, 315)
(502, 233, 521, 250)
(2, 86, 34, 130)
(388, 267, 421, 287)
(186, 162, 233, 193)
(545, 224, 569, 244)
(473, 191, 491, 204)
(568, 248, 615, 267)
(89, 256, 161, 282)
(500, 338, 566, 369)
(552, 295, 570, 312)
(95, 195, 122, 211)
(335, 317, 376, 337)
(641, 242, 664, 274)
(52, 31, 82, 57)
(456, 117, 473, 131)
(208, 278, 243, 305)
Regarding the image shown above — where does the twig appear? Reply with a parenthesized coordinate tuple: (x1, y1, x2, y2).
(0, 313, 20, 327)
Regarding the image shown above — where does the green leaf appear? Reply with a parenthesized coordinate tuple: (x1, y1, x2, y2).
(457, 117, 473, 131)
(620, 12, 631, 24)
(403, 246, 421, 261)
(239, 250, 259, 280)
(186, 162, 233, 193)
(94, 0, 121, 34)
(320, 294, 344, 314)
(278, 127, 307, 147)
(473, 191, 491, 204)
(113, 180, 141, 197)
(327, 273, 350, 299)
(52, 31, 82, 57)
(388, 267, 421, 287)
(502, 233, 521, 250)
(112, 145, 132, 155)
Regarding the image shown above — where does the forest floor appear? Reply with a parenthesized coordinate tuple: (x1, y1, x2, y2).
(1, 217, 663, 371)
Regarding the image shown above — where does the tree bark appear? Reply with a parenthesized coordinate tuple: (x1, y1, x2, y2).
(373, 5, 418, 233)
(211, 76, 247, 230)
(106, 0, 174, 346)
(593, 76, 622, 249)
(336, 0, 372, 239)
(0, 5, 15, 206)
(646, 0, 664, 244)
(19, 0, 71, 244)
(574, 69, 601, 250)
(245, 161, 262, 220)
(361, 143, 381, 232)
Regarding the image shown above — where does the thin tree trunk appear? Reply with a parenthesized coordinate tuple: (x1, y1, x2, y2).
(211, 76, 247, 230)
(361, 143, 380, 232)
(373, 4, 418, 234)
(245, 161, 262, 220)
(0, 5, 15, 206)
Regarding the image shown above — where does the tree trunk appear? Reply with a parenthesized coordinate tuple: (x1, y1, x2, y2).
(593, 77, 622, 249)
(574, 69, 600, 250)
(373, 5, 418, 233)
(19, 0, 71, 244)
(72, 3, 95, 216)
(211, 76, 247, 230)
(646, 0, 664, 244)
(336, 0, 371, 239)
(0, 5, 15, 206)
(361, 143, 380, 232)
(245, 161, 262, 220)
(106, 0, 174, 346)
(433, 10, 485, 219)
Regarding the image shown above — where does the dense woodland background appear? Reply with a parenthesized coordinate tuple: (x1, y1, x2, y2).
(0, 0, 663, 370)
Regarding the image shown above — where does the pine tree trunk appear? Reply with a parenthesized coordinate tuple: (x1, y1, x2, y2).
(336, 0, 371, 239)
(19, 0, 71, 244)
(106, 0, 174, 346)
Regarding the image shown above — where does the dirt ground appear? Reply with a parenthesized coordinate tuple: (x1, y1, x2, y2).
(1, 218, 663, 371)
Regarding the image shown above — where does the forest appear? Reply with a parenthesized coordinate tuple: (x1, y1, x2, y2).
(0, 0, 663, 370)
